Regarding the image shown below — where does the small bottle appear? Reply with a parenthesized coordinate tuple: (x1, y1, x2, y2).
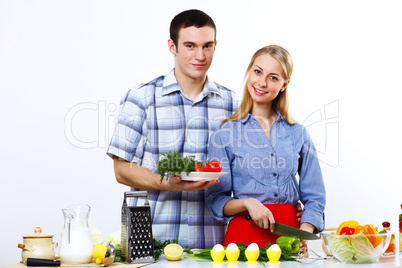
(399, 205, 402, 255)
(381, 221, 395, 255)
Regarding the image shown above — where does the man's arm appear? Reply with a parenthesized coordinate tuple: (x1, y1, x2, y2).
(113, 158, 219, 192)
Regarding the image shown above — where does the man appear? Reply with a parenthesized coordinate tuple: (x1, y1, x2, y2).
(107, 9, 238, 249)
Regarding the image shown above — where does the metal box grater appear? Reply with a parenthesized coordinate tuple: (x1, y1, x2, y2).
(121, 191, 155, 263)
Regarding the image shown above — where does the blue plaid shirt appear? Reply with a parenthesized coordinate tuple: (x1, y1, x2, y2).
(107, 69, 238, 249)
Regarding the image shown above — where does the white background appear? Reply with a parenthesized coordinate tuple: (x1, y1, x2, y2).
(1, 0, 402, 266)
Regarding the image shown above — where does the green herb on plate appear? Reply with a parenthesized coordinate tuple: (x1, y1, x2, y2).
(156, 151, 196, 183)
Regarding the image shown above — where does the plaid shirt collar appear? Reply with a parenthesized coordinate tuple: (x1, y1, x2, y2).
(162, 68, 223, 98)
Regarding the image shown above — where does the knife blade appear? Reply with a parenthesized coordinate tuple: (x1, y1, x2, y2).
(244, 214, 320, 240)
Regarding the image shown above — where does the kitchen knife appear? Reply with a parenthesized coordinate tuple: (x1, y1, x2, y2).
(244, 214, 320, 240)
(26, 258, 61, 267)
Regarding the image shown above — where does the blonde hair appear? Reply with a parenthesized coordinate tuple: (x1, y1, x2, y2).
(222, 45, 296, 125)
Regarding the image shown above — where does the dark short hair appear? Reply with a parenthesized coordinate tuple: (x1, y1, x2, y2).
(170, 9, 216, 46)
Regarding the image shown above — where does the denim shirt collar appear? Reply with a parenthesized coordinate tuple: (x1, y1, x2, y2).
(240, 110, 285, 124)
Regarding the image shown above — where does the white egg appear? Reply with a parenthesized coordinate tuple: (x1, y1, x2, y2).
(268, 244, 281, 251)
(246, 243, 259, 252)
(212, 244, 225, 252)
(226, 243, 239, 251)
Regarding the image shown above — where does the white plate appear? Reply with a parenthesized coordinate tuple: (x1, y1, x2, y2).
(180, 172, 228, 181)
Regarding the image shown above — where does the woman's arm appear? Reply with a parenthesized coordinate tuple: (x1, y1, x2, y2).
(297, 127, 326, 232)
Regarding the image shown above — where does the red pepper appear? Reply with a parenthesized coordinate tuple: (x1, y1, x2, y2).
(339, 226, 355, 235)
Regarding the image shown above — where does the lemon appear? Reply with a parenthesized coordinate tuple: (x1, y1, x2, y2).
(164, 244, 183, 261)
(93, 243, 107, 264)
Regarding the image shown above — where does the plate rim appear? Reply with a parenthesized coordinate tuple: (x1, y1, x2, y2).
(179, 171, 228, 181)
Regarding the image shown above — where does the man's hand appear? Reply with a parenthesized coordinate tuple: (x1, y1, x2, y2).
(114, 158, 219, 192)
(167, 175, 219, 192)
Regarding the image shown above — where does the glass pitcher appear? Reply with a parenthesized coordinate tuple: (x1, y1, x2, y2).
(59, 204, 94, 263)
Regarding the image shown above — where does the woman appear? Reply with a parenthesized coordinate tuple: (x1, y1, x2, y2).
(205, 45, 326, 248)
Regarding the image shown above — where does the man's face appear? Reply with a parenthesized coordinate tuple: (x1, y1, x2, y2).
(169, 26, 216, 82)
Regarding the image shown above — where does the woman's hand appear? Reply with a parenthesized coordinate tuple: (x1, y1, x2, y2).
(243, 198, 275, 232)
(299, 222, 316, 254)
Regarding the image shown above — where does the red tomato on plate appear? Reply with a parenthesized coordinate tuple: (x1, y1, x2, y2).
(206, 160, 222, 172)
(194, 163, 206, 172)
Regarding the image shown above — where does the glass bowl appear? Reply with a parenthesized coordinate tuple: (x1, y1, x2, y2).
(321, 231, 392, 263)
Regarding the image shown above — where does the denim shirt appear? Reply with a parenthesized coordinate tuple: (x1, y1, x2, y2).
(205, 112, 326, 232)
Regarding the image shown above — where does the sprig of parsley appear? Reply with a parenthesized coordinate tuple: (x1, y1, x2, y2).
(156, 151, 196, 183)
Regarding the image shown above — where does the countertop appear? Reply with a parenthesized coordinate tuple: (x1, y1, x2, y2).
(149, 254, 400, 268)
(3, 263, 150, 268)
(5, 242, 401, 268)
(4, 255, 400, 268)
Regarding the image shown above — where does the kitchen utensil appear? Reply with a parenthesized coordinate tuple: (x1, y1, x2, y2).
(26, 258, 61, 267)
(121, 191, 154, 263)
(245, 214, 320, 240)
(103, 243, 116, 267)
(18, 227, 58, 262)
(59, 204, 94, 263)
(180, 172, 228, 181)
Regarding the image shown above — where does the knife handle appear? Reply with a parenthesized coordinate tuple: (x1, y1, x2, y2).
(26, 258, 61, 267)
(245, 214, 274, 229)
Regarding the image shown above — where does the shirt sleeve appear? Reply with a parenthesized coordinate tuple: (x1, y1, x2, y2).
(298, 126, 326, 232)
(205, 125, 235, 223)
(107, 88, 148, 164)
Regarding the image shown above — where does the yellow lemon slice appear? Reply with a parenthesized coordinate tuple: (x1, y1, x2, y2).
(164, 244, 183, 261)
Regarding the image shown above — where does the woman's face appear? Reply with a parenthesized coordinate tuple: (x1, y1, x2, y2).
(247, 53, 288, 106)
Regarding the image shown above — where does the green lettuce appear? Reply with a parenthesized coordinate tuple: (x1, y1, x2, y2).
(350, 233, 378, 263)
(329, 235, 357, 262)
(329, 233, 380, 263)
(107, 231, 121, 251)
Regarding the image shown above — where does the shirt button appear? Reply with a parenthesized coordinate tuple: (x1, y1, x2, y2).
(273, 173, 277, 176)
(271, 153, 274, 156)
(274, 193, 278, 197)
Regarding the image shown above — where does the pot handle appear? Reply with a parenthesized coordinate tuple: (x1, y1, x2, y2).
(51, 242, 58, 249)
(18, 244, 35, 251)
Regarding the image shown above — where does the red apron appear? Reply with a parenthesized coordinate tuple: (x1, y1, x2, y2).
(223, 204, 299, 247)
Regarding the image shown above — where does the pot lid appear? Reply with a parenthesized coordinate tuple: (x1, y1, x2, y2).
(23, 227, 53, 238)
